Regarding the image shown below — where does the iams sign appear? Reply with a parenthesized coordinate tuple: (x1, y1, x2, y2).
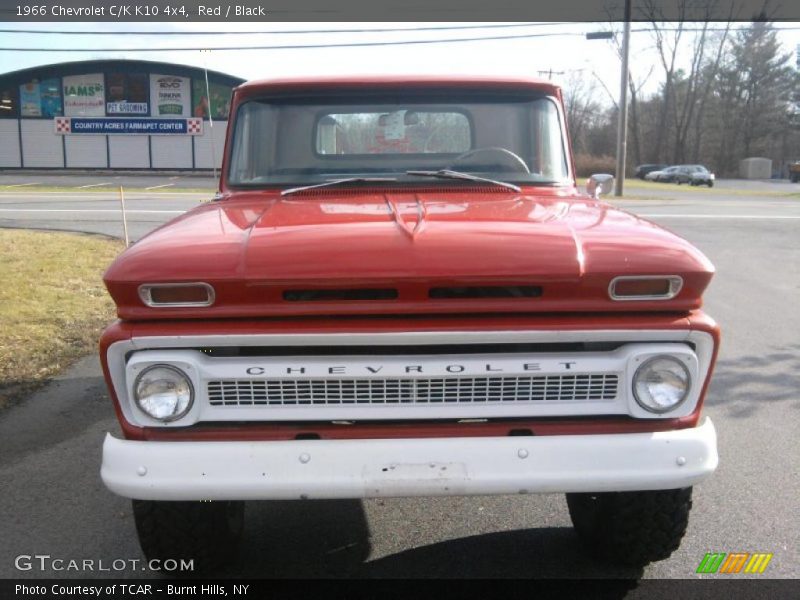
(64, 84, 103, 97)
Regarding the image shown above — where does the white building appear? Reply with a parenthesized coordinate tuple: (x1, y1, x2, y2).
(0, 59, 243, 170)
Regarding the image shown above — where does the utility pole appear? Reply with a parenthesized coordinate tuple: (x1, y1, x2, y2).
(200, 49, 218, 181)
(614, 0, 632, 196)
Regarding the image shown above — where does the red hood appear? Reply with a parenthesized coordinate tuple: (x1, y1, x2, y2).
(104, 187, 715, 319)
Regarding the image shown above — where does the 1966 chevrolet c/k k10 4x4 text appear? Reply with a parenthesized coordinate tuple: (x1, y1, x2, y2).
(99, 76, 719, 569)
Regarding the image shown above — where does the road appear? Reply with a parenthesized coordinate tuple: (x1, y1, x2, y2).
(0, 173, 798, 241)
(0, 180, 798, 580)
(0, 190, 210, 242)
(0, 171, 216, 191)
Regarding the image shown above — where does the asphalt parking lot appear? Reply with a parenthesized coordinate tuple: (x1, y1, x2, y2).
(0, 174, 798, 580)
(0, 171, 216, 191)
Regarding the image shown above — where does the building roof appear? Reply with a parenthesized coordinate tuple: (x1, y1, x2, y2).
(0, 58, 244, 85)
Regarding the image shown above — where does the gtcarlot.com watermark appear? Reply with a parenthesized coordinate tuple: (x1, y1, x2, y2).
(14, 554, 194, 573)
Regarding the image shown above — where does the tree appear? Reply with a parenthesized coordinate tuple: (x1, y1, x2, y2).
(563, 72, 606, 155)
(562, 17, 800, 177)
(710, 21, 799, 174)
(734, 22, 797, 156)
(642, 0, 687, 163)
(670, 20, 732, 164)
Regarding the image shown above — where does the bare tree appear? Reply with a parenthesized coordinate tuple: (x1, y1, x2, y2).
(607, 30, 655, 168)
(563, 72, 605, 155)
(642, 0, 687, 163)
(690, 22, 733, 162)
(571, 11, 800, 177)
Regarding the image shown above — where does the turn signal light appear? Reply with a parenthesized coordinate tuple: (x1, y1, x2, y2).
(138, 283, 215, 307)
(609, 276, 682, 300)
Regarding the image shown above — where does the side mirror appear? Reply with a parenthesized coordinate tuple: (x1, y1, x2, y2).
(586, 173, 614, 199)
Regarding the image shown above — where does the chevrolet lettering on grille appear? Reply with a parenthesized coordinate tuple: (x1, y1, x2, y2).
(244, 361, 577, 376)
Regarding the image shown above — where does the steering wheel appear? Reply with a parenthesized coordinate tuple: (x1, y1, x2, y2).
(446, 147, 531, 174)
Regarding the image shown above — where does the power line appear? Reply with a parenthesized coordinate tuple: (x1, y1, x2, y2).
(2, 22, 797, 38)
(0, 22, 570, 36)
(0, 25, 797, 53)
(0, 31, 588, 52)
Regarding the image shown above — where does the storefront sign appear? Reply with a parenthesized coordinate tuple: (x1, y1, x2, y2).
(63, 74, 105, 117)
(192, 79, 232, 119)
(40, 79, 62, 117)
(150, 74, 190, 116)
(106, 101, 148, 115)
(20, 78, 64, 118)
(54, 117, 203, 135)
(20, 82, 42, 117)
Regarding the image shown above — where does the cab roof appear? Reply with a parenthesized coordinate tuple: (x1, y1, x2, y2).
(234, 75, 562, 99)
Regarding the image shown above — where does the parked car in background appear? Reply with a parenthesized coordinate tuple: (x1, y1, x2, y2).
(645, 165, 680, 182)
(634, 164, 668, 179)
(674, 165, 715, 187)
(645, 165, 715, 187)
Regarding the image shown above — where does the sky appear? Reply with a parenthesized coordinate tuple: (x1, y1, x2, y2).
(0, 21, 797, 103)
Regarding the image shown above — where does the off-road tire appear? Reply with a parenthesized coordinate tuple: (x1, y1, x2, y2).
(132, 500, 245, 572)
(566, 488, 692, 567)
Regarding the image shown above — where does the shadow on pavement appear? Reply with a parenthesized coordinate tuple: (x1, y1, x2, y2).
(0, 365, 112, 466)
(216, 499, 643, 582)
(706, 345, 800, 417)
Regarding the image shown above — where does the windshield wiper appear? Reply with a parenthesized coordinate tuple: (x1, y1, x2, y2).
(405, 169, 521, 193)
(281, 177, 398, 196)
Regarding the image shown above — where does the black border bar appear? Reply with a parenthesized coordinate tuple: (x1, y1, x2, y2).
(1, 0, 800, 22)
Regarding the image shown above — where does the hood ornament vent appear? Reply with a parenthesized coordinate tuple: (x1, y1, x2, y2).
(386, 195, 426, 238)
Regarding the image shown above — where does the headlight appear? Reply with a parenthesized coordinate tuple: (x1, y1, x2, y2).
(632, 355, 691, 413)
(133, 364, 194, 422)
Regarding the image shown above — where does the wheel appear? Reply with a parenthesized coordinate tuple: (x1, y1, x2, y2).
(446, 147, 530, 173)
(707, 181, 714, 187)
(132, 500, 245, 571)
(566, 488, 693, 567)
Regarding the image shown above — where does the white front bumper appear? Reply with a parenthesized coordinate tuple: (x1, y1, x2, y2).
(101, 418, 717, 500)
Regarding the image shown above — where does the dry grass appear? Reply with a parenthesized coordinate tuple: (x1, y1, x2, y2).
(0, 229, 124, 407)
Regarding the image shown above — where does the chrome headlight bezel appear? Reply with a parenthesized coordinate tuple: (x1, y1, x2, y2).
(132, 364, 195, 422)
(632, 354, 692, 414)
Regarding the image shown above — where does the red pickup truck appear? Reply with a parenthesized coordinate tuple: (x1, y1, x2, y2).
(99, 76, 719, 570)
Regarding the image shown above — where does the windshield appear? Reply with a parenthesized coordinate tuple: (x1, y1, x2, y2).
(227, 93, 571, 187)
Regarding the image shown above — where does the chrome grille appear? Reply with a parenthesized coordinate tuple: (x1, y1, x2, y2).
(207, 374, 619, 406)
